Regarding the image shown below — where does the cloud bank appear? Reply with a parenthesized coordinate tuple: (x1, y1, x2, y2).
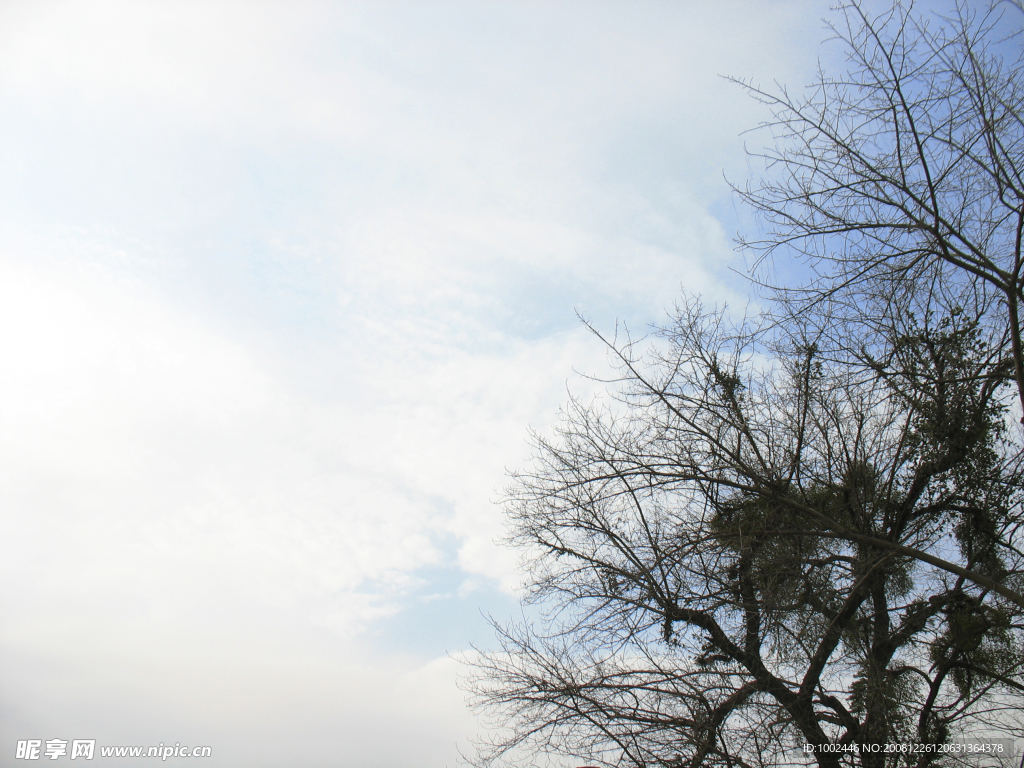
(0, 2, 821, 765)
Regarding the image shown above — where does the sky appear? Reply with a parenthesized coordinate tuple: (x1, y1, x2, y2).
(0, 2, 827, 766)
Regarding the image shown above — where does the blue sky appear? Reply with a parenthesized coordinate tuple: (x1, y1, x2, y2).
(0, 2, 826, 766)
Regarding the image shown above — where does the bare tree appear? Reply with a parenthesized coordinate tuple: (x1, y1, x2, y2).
(735, 1, 1024, 418)
(465, 301, 1024, 768)
(465, 3, 1024, 767)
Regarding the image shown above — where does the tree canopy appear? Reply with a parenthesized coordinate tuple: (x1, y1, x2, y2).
(465, 3, 1024, 768)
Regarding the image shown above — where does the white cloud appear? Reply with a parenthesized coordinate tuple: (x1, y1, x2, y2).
(0, 235, 594, 764)
(0, 1, 824, 765)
